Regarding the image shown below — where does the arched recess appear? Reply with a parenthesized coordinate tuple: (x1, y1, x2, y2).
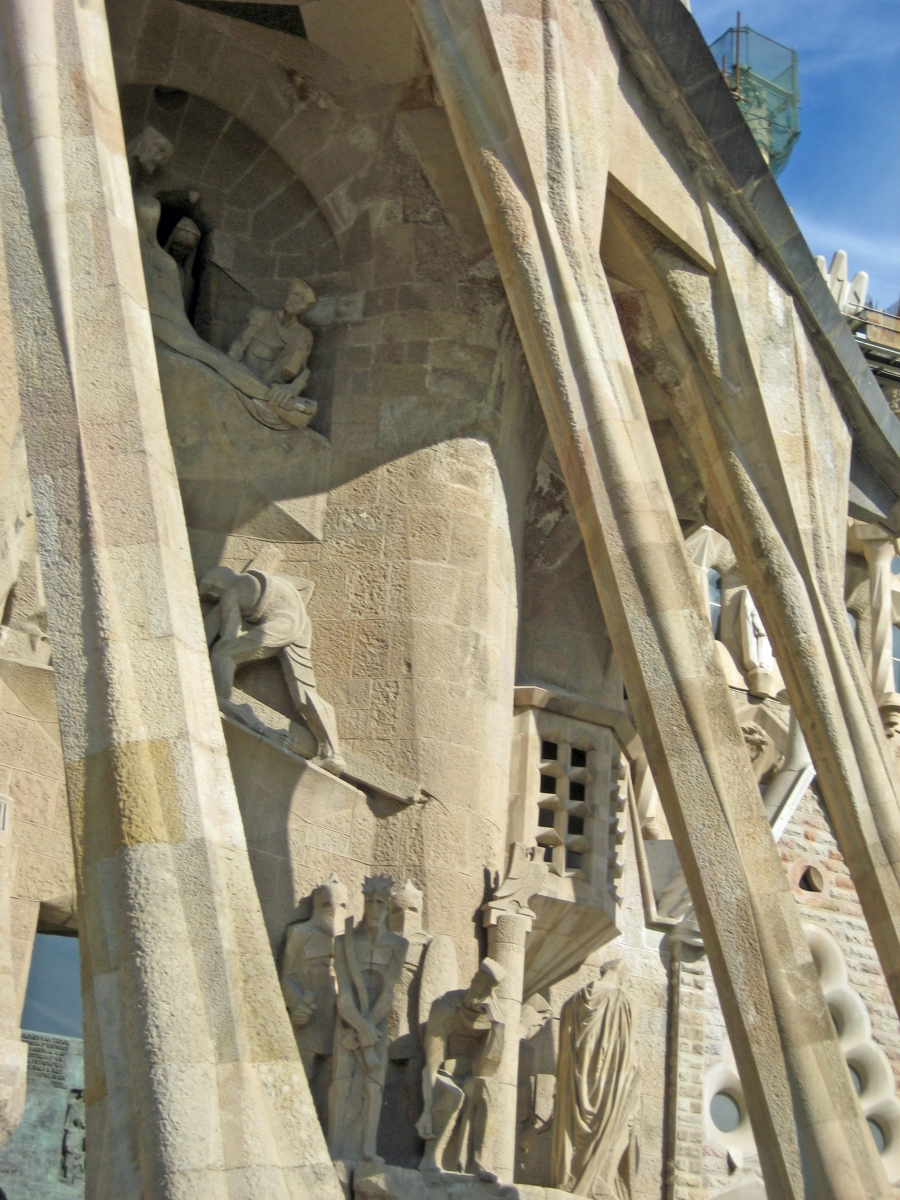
(120, 84, 346, 439)
(112, 0, 392, 243)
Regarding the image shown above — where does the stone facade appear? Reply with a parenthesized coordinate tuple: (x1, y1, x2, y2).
(0, 1, 899, 1199)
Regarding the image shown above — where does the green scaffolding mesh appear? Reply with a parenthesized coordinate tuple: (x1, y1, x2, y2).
(708, 26, 800, 178)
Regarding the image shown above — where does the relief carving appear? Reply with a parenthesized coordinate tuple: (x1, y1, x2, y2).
(381, 881, 458, 1165)
(281, 875, 349, 1129)
(416, 958, 506, 1177)
(551, 961, 640, 1198)
(329, 876, 408, 1164)
(199, 566, 345, 773)
(228, 280, 317, 408)
(60, 1088, 85, 1183)
(130, 126, 316, 431)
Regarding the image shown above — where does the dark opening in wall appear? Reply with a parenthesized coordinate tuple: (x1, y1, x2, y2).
(799, 865, 824, 893)
(174, 0, 307, 38)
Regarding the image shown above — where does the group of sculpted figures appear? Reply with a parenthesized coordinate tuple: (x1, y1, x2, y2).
(128, 120, 640, 1195)
(280, 873, 639, 1194)
(129, 126, 318, 432)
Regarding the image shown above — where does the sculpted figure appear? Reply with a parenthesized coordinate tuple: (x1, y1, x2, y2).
(382, 881, 458, 1165)
(129, 127, 315, 431)
(164, 216, 201, 309)
(228, 279, 316, 402)
(388, 881, 459, 1044)
(199, 565, 345, 774)
(281, 875, 349, 1128)
(739, 588, 775, 697)
(329, 876, 408, 1164)
(416, 958, 506, 1177)
(61, 1088, 86, 1182)
(551, 961, 640, 1198)
(127, 125, 173, 186)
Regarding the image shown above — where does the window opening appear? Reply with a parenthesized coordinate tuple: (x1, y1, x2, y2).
(711, 1091, 742, 1133)
(570, 748, 587, 769)
(21, 933, 82, 1039)
(565, 849, 583, 871)
(799, 865, 824, 893)
(538, 808, 555, 829)
(869, 1117, 888, 1154)
(540, 774, 556, 794)
(567, 815, 585, 837)
(541, 740, 558, 760)
(569, 781, 585, 803)
(707, 569, 723, 638)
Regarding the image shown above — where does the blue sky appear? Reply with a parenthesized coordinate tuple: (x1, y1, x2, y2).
(693, 0, 900, 308)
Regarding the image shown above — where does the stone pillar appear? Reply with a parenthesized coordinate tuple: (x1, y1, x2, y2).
(849, 523, 900, 733)
(0, 2, 340, 1197)
(0, 791, 25, 1149)
(481, 844, 547, 1185)
(410, 2, 891, 1195)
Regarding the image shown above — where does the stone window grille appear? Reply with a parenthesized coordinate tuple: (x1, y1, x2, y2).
(509, 693, 628, 918)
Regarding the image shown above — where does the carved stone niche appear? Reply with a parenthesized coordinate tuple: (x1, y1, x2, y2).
(508, 687, 627, 996)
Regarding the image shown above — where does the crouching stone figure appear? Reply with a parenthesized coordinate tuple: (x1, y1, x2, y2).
(199, 565, 345, 773)
(416, 958, 505, 1176)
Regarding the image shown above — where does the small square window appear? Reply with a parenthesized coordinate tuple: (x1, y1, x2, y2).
(541, 740, 558, 760)
(571, 748, 587, 768)
(569, 780, 585, 802)
(567, 814, 584, 836)
(543, 845, 554, 862)
(540, 774, 557, 794)
(538, 808, 555, 828)
(565, 850, 583, 871)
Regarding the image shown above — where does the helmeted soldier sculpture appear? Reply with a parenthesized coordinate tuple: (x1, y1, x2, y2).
(281, 874, 350, 1130)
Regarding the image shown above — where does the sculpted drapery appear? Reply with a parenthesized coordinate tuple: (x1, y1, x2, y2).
(552, 966, 639, 1198)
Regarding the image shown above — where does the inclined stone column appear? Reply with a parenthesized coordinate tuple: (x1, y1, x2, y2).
(850, 523, 900, 730)
(409, 1, 891, 1195)
(0, 2, 340, 1196)
(481, 844, 547, 1185)
(0, 792, 25, 1148)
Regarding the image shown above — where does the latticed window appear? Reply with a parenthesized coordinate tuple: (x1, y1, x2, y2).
(509, 690, 627, 926)
(534, 737, 593, 875)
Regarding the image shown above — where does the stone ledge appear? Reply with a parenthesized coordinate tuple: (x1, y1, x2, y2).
(352, 1162, 575, 1200)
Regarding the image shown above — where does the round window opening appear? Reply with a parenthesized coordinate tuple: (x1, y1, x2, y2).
(867, 1117, 888, 1154)
(848, 1063, 864, 1095)
(711, 1091, 742, 1134)
(829, 1005, 844, 1037)
(799, 865, 824, 893)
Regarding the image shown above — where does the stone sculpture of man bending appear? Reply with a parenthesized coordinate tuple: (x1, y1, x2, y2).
(199, 565, 344, 774)
(416, 957, 506, 1177)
